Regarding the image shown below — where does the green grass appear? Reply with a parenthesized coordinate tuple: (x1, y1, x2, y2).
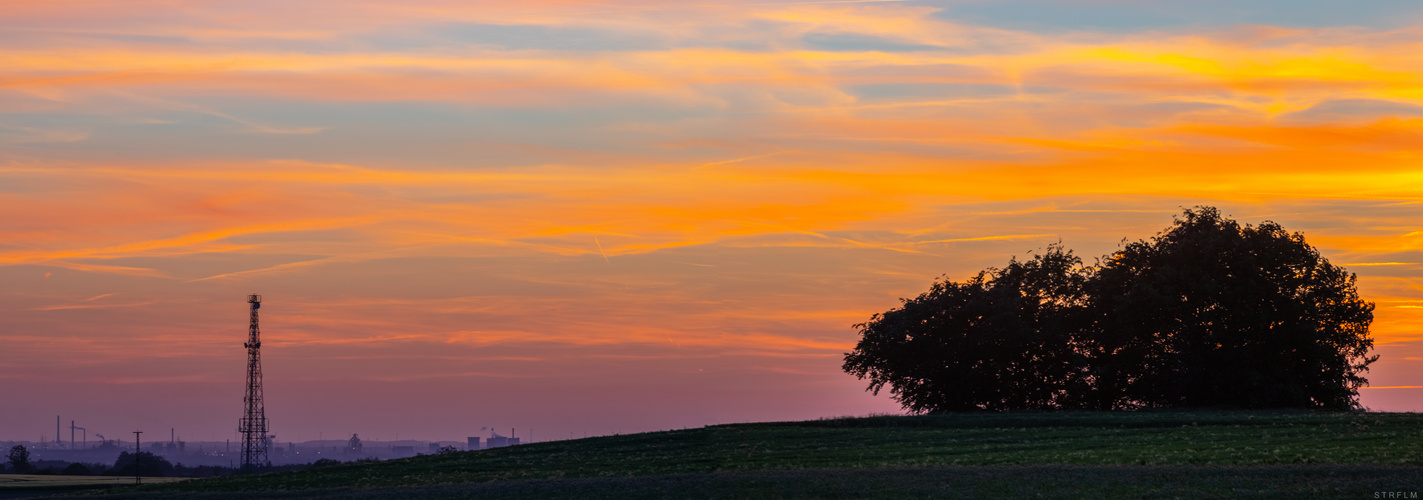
(82, 466, 1423, 500)
(75, 411, 1423, 499)
(0, 474, 187, 497)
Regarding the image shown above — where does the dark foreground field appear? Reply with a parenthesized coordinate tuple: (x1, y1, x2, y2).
(48, 411, 1423, 499)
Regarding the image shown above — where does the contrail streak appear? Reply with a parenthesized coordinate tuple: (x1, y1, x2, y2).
(594, 236, 611, 264)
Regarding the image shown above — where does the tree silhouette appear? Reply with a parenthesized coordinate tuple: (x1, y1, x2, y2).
(1085, 207, 1376, 409)
(843, 245, 1089, 412)
(844, 207, 1376, 412)
(7, 445, 31, 474)
(110, 452, 174, 477)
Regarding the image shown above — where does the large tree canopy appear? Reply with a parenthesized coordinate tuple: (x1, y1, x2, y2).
(842, 245, 1088, 413)
(844, 207, 1376, 412)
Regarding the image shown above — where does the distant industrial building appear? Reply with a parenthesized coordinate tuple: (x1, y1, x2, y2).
(467, 437, 481, 451)
(485, 432, 520, 449)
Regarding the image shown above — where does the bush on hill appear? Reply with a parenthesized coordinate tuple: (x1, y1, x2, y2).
(109, 451, 175, 477)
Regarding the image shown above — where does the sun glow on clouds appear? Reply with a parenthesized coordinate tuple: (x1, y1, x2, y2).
(4, 0, 1423, 440)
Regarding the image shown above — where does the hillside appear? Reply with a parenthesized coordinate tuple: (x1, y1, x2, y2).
(65, 411, 1423, 499)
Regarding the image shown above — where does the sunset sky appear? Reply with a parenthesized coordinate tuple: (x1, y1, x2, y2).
(4, 0, 1423, 444)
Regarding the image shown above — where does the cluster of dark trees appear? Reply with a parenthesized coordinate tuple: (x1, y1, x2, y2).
(843, 207, 1377, 412)
(1, 444, 409, 477)
(2, 446, 305, 477)
(4, 445, 107, 476)
(3, 446, 212, 477)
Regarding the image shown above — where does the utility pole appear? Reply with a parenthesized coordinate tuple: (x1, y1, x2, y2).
(133, 431, 143, 485)
(72, 422, 86, 449)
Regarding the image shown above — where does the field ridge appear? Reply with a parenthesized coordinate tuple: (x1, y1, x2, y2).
(60, 411, 1423, 499)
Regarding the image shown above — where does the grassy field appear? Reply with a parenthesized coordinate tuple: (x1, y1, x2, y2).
(0, 475, 187, 498)
(61, 411, 1423, 498)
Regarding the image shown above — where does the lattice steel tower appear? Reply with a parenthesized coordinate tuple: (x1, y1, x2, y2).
(239, 293, 269, 471)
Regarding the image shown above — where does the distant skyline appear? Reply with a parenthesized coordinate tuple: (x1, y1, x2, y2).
(3, 0, 1423, 442)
